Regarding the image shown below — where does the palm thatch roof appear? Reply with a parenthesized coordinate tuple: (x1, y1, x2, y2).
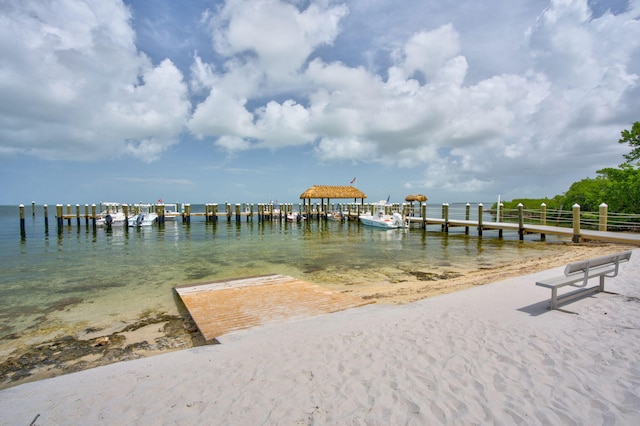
(405, 194, 428, 202)
(299, 185, 367, 200)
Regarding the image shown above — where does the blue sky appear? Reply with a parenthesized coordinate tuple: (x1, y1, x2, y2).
(1, 0, 639, 206)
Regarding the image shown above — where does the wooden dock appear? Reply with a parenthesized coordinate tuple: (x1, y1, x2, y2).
(174, 275, 373, 342)
(406, 217, 640, 245)
(18, 202, 640, 246)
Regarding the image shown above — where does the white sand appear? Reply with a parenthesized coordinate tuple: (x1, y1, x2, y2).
(2, 249, 639, 425)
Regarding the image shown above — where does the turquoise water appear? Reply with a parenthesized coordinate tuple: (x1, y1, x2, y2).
(0, 203, 565, 355)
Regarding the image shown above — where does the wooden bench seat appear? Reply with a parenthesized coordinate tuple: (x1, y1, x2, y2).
(536, 251, 632, 310)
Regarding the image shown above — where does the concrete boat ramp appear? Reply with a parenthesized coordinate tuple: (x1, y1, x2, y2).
(174, 274, 372, 342)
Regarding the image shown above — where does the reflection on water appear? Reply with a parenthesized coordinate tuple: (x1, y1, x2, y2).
(0, 204, 566, 353)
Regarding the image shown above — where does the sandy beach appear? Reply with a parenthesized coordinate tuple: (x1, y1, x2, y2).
(1, 244, 639, 424)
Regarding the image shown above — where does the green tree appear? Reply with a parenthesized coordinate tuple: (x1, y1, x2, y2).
(561, 166, 640, 214)
(562, 177, 608, 212)
(619, 121, 640, 164)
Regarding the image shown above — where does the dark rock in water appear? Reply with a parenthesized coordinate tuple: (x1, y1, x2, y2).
(303, 265, 325, 273)
(408, 270, 463, 281)
(0, 313, 206, 389)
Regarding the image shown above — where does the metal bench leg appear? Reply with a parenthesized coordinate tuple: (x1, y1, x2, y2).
(551, 288, 557, 310)
(599, 275, 606, 292)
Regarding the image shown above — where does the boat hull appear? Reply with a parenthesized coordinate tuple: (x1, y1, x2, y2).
(359, 213, 407, 229)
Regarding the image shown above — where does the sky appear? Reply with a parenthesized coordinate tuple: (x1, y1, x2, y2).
(1, 0, 639, 206)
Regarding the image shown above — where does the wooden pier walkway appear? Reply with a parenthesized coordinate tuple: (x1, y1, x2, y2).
(406, 217, 640, 245)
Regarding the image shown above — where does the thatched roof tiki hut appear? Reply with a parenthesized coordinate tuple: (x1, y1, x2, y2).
(299, 185, 368, 218)
(405, 194, 428, 215)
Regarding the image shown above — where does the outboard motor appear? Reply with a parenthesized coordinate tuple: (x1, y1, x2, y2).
(392, 212, 405, 227)
(105, 214, 113, 229)
(136, 214, 144, 226)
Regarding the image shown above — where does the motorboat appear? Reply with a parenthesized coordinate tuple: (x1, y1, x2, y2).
(327, 211, 347, 221)
(128, 204, 158, 227)
(359, 201, 407, 229)
(96, 203, 127, 226)
(287, 212, 305, 222)
(162, 203, 181, 220)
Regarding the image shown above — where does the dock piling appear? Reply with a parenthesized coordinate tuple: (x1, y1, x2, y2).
(44, 204, 49, 233)
(56, 204, 63, 232)
(518, 203, 524, 240)
(19, 204, 26, 239)
(465, 203, 471, 234)
(183, 204, 191, 224)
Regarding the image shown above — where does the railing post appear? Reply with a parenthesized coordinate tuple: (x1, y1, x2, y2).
(91, 204, 97, 229)
(572, 204, 581, 243)
(66, 204, 72, 226)
(477, 203, 483, 236)
(76, 204, 81, 227)
(518, 203, 524, 240)
(421, 203, 427, 230)
(540, 203, 547, 241)
(599, 203, 608, 231)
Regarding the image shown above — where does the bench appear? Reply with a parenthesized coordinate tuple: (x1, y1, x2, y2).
(536, 251, 632, 310)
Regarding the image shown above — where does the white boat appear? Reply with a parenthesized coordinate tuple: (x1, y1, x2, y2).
(328, 211, 347, 221)
(162, 203, 181, 220)
(128, 204, 158, 227)
(287, 212, 305, 222)
(96, 203, 127, 226)
(359, 201, 407, 229)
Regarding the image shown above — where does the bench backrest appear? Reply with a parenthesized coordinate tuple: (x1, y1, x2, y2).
(564, 251, 632, 276)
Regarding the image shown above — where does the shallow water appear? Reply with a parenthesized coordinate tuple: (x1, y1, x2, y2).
(0, 203, 566, 355)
